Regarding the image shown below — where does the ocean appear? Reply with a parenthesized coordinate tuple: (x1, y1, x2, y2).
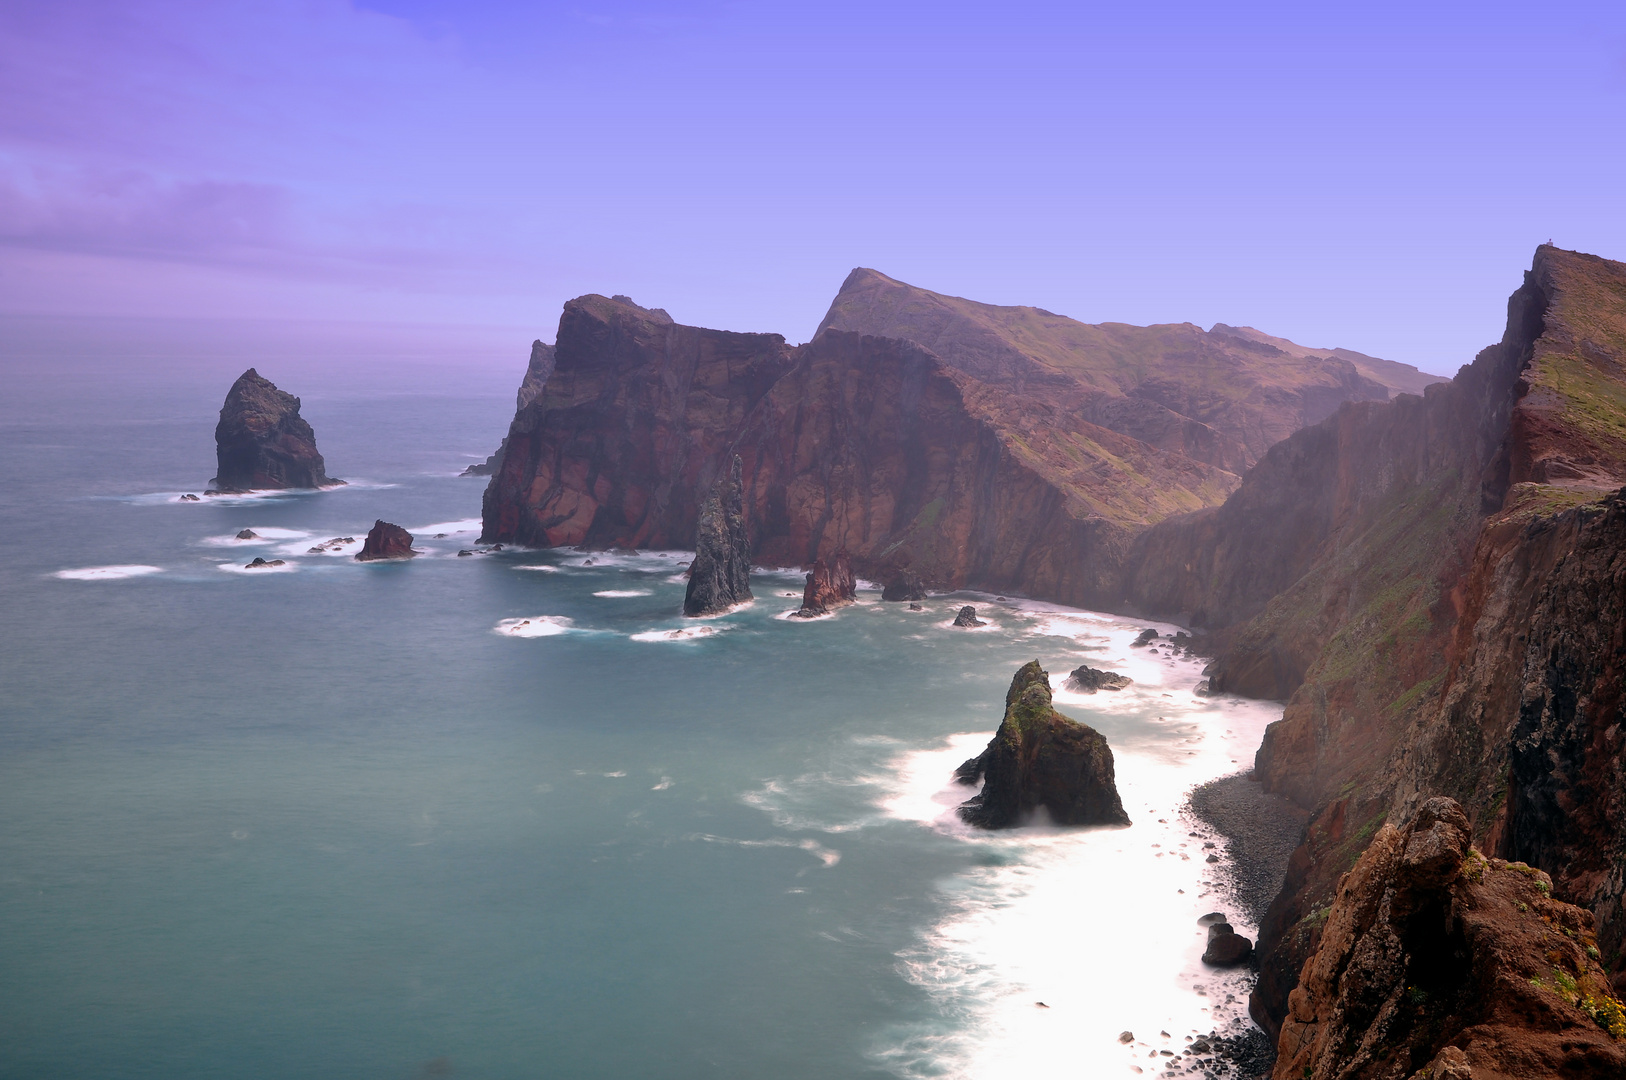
(0, 317, 1283, 1079)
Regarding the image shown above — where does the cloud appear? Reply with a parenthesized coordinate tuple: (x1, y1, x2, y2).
(0, 165, 293, 260)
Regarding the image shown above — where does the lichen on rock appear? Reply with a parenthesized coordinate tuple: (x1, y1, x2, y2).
(954, 660, 1130, 829)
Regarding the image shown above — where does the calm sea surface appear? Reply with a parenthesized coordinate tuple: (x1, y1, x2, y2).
(0, 318, 1281, 1079)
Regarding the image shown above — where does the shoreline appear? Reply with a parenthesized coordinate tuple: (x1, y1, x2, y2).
(1184, 771, 1308, 1079)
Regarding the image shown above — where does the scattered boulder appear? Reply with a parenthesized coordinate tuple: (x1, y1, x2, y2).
(1118, 1031, 1134, 1045)
(235, 529, 258, 540)
(355, 520, 416, 561)
(954, 661, 1131, 829)
(1202, 922, 1253, 966)
(908, 602, 923, 611)
(1132, 628, 1159, 647)
(180, 493, 200, 502)
(952, 605, 985, 627)
(457, 549, 475, 557)
(243, 557, 285, 569)
(1063, 665, 1133, 693)
(881, 570, 926, 602)
(790, 550, 856, 618)
(683, 455, 752, 617)
(210, 368, 343, 492)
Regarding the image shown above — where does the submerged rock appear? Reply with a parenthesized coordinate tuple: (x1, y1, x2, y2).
(210, 368, 343, 492)
(952, 605, 985, 627)
(235, 529, 258, 540)
(954, 660, 1131, 829)
(1063, 664, 1133, 693)
(180, 493, 200, 502)
(683, 456, 752, 617)
(244, 557, 285, 569)
(790, 550, 855, 618)
(882, 570, 926, 602)
(356, 520, 416, 561)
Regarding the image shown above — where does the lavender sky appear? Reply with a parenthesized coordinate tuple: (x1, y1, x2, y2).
(2, 1, 1624, 372)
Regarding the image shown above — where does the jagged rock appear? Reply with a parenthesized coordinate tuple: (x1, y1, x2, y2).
(952, 605, 984, 627)
(790, 551, 855, 618)
(908, 602, 923, 611)
(1273, 797, 1626, 1079)
(882, 570, 926, 602)
(1132, 628, 1158, 647)
(954, 661, 1131, 829)
(683, 456, 751, 616)
(235, 529, 257, 540)
(180, 493, 200, 502)
(1202, 922, 1253, 966)
(1063, 665, 1133, 693)
(210, 369, 342, 492)
(355, 520, 415, 561)
(243, 557, 285, 569)
(457, 549, 475, 557)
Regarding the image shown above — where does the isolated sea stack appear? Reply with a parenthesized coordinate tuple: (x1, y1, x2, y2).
(955, 660, 1130, 828)
(790, 550, 855, 618)
(683, 456, 752, 616)
(209, 369, 342, 493)
(355, 520, 415, 561)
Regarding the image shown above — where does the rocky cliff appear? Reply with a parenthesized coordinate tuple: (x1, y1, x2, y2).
(210, 369, 342, 492)
(818, 267, 1440, 473)
(1114, 246, 1626, 1062)
(954, 660, 1130, 829)
(462, 340, 557, 476)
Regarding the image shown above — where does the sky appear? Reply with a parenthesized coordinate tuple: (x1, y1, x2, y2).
(2, 1, 1624, 374)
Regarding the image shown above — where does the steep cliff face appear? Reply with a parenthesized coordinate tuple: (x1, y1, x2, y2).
(818, 267, 1433, 473)
(1115, 246, 1626, 1053)
(210, 368, 342, 492)
(463, 340, 556, 476)
(479, 295, 793, 547)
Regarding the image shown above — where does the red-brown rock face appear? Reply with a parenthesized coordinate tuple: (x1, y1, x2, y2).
(790, 551, 855, 618)
(356, 520, 415, 561)
(1275, 798, 1626, 1080)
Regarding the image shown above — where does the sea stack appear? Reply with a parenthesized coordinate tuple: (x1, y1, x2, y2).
(209, 369, 342, 493)
(790, 551, 855, 618)
(683, 456, 752, 616)
(356, 520, 415, 561)
(955, 661, 1130, 829)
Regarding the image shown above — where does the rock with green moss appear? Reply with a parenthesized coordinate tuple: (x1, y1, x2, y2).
(954, 660, 1131, 829)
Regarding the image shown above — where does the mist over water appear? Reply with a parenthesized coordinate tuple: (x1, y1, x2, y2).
(0, 321, 1281, 1079)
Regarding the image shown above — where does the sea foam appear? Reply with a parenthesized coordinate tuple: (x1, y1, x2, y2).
(494, 616, 576, 638)
(53, 565, 164, 581)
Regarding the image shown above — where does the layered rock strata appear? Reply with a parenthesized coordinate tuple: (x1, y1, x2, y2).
(789, 550, 854, 618)
(356, 520, 415, 561)
(954, 661, 1130, 829)
(682, 456, 752, 616)
(210, 369, 342, 492)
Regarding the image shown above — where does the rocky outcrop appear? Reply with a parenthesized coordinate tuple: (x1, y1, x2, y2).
(881, 571, 926, 602)
(952, 605, 984, 627)
(954, 661, 1131, 829)
(1063, 665, 1132, 693)
(1203, 921, 1254, 966)
(209, 369, 342, 492)
(683, 456, 751, 616)
(1273, 797, 1626, 1080)
(356, 520, 415, 561)
(790, 550, 855, 618)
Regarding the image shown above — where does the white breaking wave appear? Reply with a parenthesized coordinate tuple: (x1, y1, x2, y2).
(217, 560, 297, 575)
(629, 625, 725, 643)
(53, 565, 164, 581)
(494, 615, 576, 637)
(593, 589, 653, 598)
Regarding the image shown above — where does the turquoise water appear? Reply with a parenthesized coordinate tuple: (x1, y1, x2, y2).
(0, 322, 1281, 1079)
